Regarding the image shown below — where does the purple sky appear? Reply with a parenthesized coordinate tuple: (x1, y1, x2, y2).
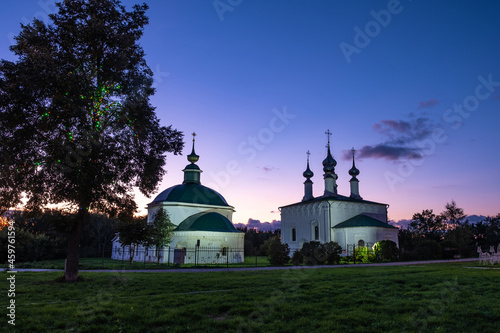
(2, 0, 500, 224)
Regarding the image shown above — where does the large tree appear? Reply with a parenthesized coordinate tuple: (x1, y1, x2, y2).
(0, 0, 183, 281)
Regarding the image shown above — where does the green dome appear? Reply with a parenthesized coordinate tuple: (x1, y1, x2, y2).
(152, 184, 229, 206)
(174, 212, 242, 232)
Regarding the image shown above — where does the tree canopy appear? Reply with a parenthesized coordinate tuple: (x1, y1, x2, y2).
(0, 0, 183, 281)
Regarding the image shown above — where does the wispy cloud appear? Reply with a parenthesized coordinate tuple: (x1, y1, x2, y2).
(345, 115, 438, 161)
(417, 98, 439, 109)
(257, 165, 279, 173)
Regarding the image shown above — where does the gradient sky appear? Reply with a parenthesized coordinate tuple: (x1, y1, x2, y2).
(2, 0, 500, 224)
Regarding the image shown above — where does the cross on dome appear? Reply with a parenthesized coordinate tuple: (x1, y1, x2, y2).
(187, 131, 199, 164)
(325, 129, 332, 147)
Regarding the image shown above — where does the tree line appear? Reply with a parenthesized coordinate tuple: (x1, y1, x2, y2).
(399, 201, 500, 260)
(0, 208, 174, 265)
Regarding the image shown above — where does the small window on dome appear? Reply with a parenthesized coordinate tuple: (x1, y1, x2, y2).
(292, 228, 297, 242)
(314, 226, 319, 240)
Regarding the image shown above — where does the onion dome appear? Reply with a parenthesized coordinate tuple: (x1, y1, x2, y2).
(303, 150, 314, 179)
(322, 129, 337, 173)
(322, 145, 337, 173)
(187, 132, 199, 164)
(349, 148, 360, 178)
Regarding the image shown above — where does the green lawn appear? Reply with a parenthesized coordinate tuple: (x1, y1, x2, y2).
(4, 262, 500, 332)
(5, 255, 271, 270)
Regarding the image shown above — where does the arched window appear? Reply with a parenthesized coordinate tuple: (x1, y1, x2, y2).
(292, 228, 296, 241)
(358, 239, 365, 247)
(314, 226, 319, 240)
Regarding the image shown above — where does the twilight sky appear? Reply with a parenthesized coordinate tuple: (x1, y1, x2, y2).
(2, 0, 500, 224)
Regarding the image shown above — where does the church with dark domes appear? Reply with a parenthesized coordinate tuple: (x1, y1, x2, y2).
(280, 130, 398, 254)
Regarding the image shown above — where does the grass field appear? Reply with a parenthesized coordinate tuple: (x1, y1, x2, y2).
(3, 262, 500, 332)
(4, 255, 271, 270)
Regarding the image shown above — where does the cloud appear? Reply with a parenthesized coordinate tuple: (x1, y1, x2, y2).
(356, 145, 423, 160)
(389, 219, 412, 229)
(346, 116, 437, 161)
(257, 165, 279, 173)
(417, 98, 439, 109)
(234, 218, 281, 232)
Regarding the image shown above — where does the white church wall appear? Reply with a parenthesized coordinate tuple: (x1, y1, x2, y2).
(168, 231, 244, 264)
(111, 231, 244, 264)
(147, 203, 233, 226)
(281, 202, 327, 253)
(334, 226, 399, 250)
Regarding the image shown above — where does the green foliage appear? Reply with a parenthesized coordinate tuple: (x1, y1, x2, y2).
(399, 202, 500, 261)
(291, 250, 304, 265)
(146, 208, 175, 263)
(354, 246, 376, 263)
(264, 236, 290, 266)
(409, 209, 444, 242)
(114, 214, 148, 263)
(294, 241, 342, 265)
(0, 0, 183, 280)
(241, 228, 278, 256)
(374, 240, 400, 262)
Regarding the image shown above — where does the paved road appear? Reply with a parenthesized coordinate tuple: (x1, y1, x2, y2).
(1, 258, 481, 274)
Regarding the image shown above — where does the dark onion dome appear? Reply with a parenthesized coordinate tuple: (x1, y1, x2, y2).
(322, 146, 337, 173)
(349, 164, 360, 177)
(152, 184, 229, 206)
(187, 144, 199, 164)
(174, 212, 242, 232)
(187, 132, 199, 164)
(303, 163, 314, 178)
(349, 148, 360, 177)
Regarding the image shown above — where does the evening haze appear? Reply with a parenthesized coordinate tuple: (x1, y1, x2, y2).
(2, 0, 499, 225)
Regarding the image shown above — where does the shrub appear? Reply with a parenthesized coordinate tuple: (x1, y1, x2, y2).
(298, 241, 342, 265)
(354, 246, 376, 263)
(264, 236, 290, 266)
(291, 251, 304, 265)
(374, 240, 400, 262)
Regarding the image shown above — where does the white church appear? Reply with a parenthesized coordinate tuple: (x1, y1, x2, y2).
(280, 130, 399, 254)
(111, 133, 244, 264)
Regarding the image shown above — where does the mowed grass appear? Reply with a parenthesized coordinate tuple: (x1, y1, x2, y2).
(4, 263, 500, 332)
(7, 255, 271, 270)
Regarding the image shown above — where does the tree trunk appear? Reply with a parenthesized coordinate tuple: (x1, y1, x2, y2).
(64, 209, 90, 282)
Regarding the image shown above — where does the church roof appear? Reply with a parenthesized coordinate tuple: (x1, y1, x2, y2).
(151, 184, 229, 207)
(333, 214, 397, 229)
(174, 212, 243, 233)
(279, 194, 387, 209)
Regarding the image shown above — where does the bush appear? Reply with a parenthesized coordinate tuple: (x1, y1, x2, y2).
(324, 241, 342, 264)
(264, 236, 290, 266)
(291, 251, 304, 265)
(354, 246, 376, 263)
(297, 241, 342, 265)
(374, 240, 400, 262)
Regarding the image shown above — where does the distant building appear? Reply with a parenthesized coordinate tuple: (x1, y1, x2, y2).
(112, 133, 244, 264)
(280, 131, 398, 254)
